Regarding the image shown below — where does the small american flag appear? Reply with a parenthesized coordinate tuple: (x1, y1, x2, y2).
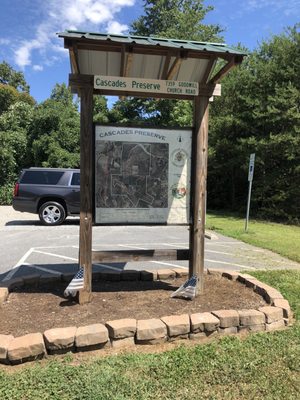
(64, 267, 84, 297)
(171, 275, 198, 300)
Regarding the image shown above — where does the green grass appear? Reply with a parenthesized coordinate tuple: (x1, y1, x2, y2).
(0, 270, 299, 400)
(206, 212, 300, 263)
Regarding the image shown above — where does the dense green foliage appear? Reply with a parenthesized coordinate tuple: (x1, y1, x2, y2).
(131, 0, 222, 41)
(0, 270, 299, 399)
(208, 26, 300, 223)
(27, 84, 80, 168)
(0, 63, 36, 203)
(0, 66, 81, 203)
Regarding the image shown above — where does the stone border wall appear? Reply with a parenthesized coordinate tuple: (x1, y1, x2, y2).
(0, 269, 293, 365)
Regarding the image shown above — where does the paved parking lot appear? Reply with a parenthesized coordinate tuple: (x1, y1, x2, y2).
(0, 206, 299, 283)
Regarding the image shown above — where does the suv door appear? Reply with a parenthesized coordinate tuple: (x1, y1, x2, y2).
(64, 172, 80, 214)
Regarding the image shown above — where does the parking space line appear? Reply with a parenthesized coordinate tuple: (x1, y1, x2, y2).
(34, 245, 76, 249)
(33, 250, 77, 261)
(205, 249, 234, 256)
(162, 243, 189, 249)
(150, 261, 187, 269)
(204, 258, 256, 270)
(2, 248, 34, 281)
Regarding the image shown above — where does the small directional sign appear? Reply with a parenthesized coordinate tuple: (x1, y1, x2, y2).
(248, 153, 255, 181)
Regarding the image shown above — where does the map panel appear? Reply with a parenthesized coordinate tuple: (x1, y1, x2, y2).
(95, 126, 192, 224)
(96, 142, 169, 209)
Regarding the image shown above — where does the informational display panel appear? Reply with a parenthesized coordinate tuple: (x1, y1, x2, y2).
(95, 126, 192, 224)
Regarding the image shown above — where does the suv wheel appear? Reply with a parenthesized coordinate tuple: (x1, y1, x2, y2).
(39, 201, 66, 226)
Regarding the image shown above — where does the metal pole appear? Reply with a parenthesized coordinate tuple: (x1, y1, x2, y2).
(245, 153, 255, 232)
(245, 179, 253, 232)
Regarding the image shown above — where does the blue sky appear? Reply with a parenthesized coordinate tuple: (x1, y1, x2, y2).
(0, 0, 299, 103)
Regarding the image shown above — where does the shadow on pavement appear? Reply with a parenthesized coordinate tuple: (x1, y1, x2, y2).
(5, 218, 80, 226)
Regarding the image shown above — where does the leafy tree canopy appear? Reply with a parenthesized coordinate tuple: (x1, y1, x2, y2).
(131, 0, 223, 42)
(0, 61, 29, 92)
(28, 84, 80, 168)
(208, 25, 300, 223)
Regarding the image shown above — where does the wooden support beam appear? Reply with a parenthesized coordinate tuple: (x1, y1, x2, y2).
(201, 57, 216, 84)
(189, 95, 210, 294)
(69, 42, 80, 74)
(78, 86, 93, 305)
(92, 249, 189, 263)
(161, 53, 171, 80)
(167, 56, 183, 80)
(124, 50, 133, 77)
(209, 55, 243, 84)
(119, 47, 133, 100)
(120, 45, 126, 77)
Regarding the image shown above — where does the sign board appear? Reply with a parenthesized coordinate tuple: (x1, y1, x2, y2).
(94, 76, 199, 96)
(94, 126, 192, 224)
(248, 153, 255, 181)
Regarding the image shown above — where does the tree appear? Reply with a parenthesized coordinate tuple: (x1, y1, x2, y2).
(0, 84, 35, 115)
(93, 95, 110, 124)
(0, 61, 29, 92)
(28, 84, 80, 168)
(131, 0, 222, 41)
(111, 0, 223, 126)
(0, 62, 34, 203)
(208, 25, 300, 223)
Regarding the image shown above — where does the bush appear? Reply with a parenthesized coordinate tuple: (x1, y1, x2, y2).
(0, 183, 14, 205)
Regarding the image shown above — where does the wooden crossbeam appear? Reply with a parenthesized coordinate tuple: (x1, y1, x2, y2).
(209, 55, 243, 84)
(92, 249, 190, 263)
(69, 43, 80, 74)
(201, 57, 217, 84)
(167, 56, 183, 80)
(161, 53, 171, 79)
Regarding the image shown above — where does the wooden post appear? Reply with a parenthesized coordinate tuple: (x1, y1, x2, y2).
(78, 86, 93, 304)
(189, 95, 210, 294)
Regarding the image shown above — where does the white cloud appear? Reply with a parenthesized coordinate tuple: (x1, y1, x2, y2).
(33, 65, 44, 71)
(106, 21, 129, 34)
(14, 0, 135, 69)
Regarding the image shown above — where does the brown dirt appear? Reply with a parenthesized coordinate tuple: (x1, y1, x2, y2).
(0, 275, 266, 336)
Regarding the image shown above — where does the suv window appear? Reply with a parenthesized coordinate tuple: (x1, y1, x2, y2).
(21, 171, 64, 185)
(71, 172, 80, 186)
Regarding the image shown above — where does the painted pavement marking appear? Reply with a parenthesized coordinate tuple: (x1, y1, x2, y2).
(2, 247, 34, 281)
(204, 258, 256, 270)
(33, 250, 78, 262)
(150, 261, 187, 269)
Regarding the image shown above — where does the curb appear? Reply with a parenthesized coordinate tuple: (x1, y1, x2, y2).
(0, 268, 293, 365)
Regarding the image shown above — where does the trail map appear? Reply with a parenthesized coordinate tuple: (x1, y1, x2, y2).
(95, 126, 192, 224)
(96, 142, 169, 209)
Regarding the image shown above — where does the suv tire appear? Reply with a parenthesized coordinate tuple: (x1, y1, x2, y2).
(39, 201, 66, 226)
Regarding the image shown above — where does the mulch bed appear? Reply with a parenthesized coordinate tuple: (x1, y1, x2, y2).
(0, 275, 266, 337)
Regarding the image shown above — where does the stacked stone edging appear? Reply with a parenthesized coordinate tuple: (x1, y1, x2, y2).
(0, 269, 293, 365)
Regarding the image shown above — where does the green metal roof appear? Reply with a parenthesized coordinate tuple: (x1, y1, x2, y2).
(58, 30, 246, 56)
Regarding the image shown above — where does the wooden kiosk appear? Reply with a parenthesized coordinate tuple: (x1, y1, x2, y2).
(58, 31, 245, 304)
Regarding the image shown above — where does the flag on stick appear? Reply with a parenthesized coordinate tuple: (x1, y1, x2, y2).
(64, 267, 84, 297)
(170, 275, 198, 300)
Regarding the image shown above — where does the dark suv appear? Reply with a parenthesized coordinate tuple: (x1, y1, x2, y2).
(13, 168, 80, 225)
